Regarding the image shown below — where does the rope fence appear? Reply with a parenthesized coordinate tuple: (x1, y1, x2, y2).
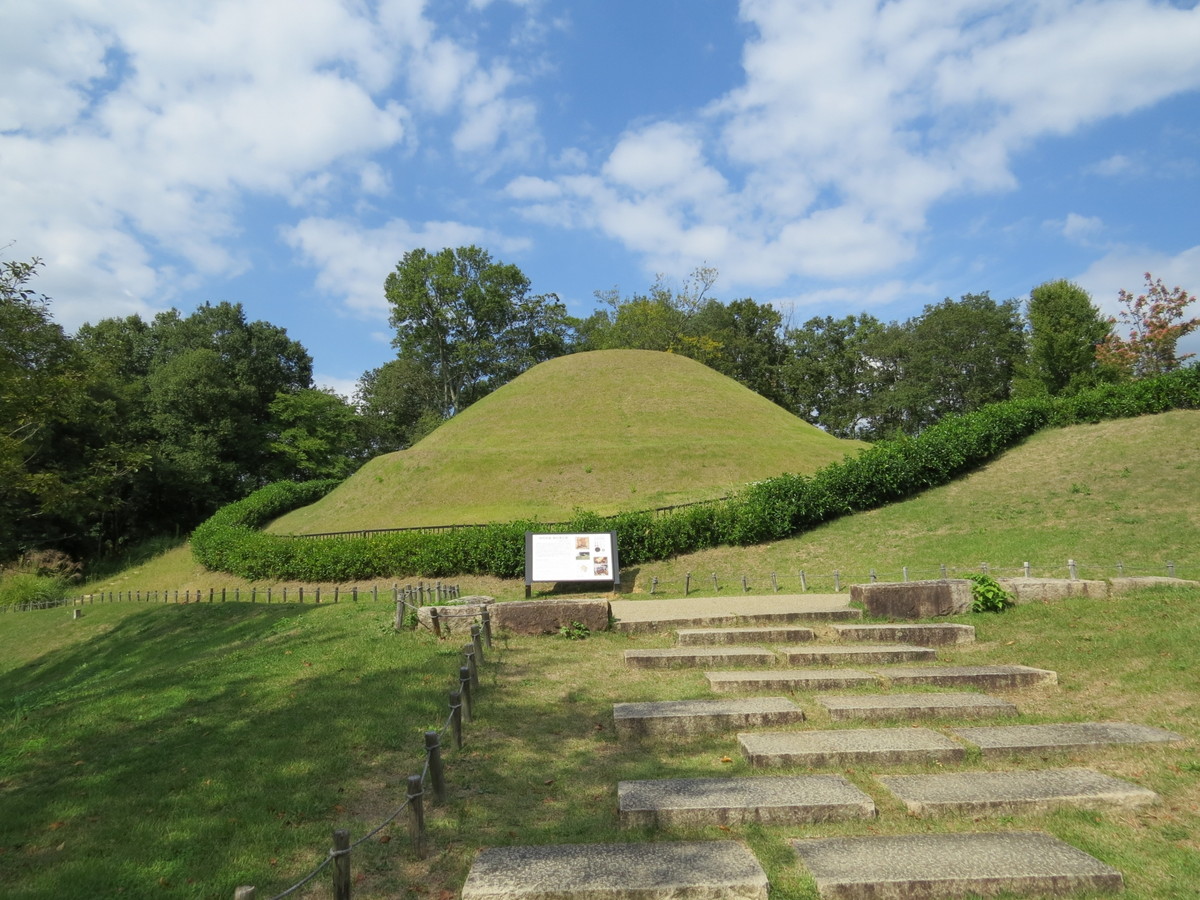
(234, 600, 493, 900)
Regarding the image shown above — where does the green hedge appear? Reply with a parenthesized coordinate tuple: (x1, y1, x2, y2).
(192, 367, 1200, 581)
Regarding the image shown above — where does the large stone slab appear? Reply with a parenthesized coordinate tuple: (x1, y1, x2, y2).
(461, 841, 769, 900)
(610, 595, 860, 634)
(491, 599, 611, 636)
(677, 626, 815, 646)
(832, 623, 975, 646)
(614, 697, 805, 739)
(783, 644, 937, 666)
(817, 692, 1018, 722)
(999, 577, 1108, 604)
(849, 579, 971, 619)
(877, 768, 1160, 817)
(1109, 575, 1200, 594)
(625, 647, 775, 669)
(739, 727, 965, 768)
(876, 664, 1057, 689)
(618, 775, 876, 827)
(952, 721, 1187, 757)
(707, 669, 877, 693)
(791, 831, 1124, 899)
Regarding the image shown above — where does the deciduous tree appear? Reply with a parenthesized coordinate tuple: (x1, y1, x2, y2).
(1095, 273, 1199, 377)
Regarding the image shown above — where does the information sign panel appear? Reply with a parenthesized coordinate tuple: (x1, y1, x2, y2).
(525, 531, 620, 589)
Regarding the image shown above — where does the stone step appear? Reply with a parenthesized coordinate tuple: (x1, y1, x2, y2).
(951, 721, 1187, 758)
(614, 697, 805, 739)
(739, 727, 965, 768)
(783, 644, 937, 666)
(610, 595, 861, 634)
(832, 623, 975, 645)
(624, 647, 775, 669)
(817, 692, 1019, 721)
(461, 841, 769, 900)
(792, 831, 1124, 899)
(707, 669, 877, 693)
(875, 664, 1058, 689)
(618, 775, 876, 827)
(877, 768, 1160, 817)
(677, 626, 816, 646)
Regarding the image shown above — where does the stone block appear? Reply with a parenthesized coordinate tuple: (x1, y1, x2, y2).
(792, 831, 1124, 898)
(850, 579, 971, 619)
(624, 647, 775, 669)
(706, 669, 877, 693)
(618, 775, 875, 827)
(416, 599, 493, 635)
(461, 841, 769, 900)
(677, 626, 815, 646)
(490, 599, 610, 636)
(613, 697, 805, 739)
(783, 644, 937, 666)
(999, 577, 1108, 604)
(739, 727, 965, 768)
(952, 721, 1186, 757)
(832, 623, 975, 645)
(817, 692, 1018, 722)
(877, 768, 1159, 817)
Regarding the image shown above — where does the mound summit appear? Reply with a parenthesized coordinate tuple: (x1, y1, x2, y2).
(270, 350, 867, 534)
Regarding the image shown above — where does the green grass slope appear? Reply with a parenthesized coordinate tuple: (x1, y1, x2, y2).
(270, 350, 868, 534)
(638, 408, 1200, 591)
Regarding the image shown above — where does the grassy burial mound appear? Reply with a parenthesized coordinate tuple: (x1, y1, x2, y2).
(270, 350, 868, 534)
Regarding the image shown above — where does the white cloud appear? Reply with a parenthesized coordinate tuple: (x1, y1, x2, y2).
(1, 0, 542, 330)
(1058, 213, 1105, 244)
(283, 217, 531, 319)
(510, 0, 1200, 294)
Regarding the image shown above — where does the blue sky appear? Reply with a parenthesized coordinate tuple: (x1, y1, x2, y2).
(4, 0, 1200, 397)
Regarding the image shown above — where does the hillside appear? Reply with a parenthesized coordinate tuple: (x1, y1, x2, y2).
(270, 350, 868, 534)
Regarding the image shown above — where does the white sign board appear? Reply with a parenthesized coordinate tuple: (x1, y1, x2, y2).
(525, 532, 619, 586)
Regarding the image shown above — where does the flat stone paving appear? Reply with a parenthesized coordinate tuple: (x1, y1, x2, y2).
(707, 669, 877, 693)
(618, 775, 876, 827)
(952, 721, 1187, 757)
(461, 841, 769, 900)
(817, 692, 1018, 721)
(614, 697, 805, 739)
(625, 647, 775, 669)
(877, 768, 1160, 817)
(610, 595, 860, 634)
(739, 727, 965, 768)
(677, 626, 816, 646)
(791, 831, 1124, 899)
(874, 664, 1058, 689)
(832, 623, 975, 645)
(783, 644, 937, 666)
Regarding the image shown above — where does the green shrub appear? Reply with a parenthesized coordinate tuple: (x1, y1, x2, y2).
(0, 573, 70, 609)
(966, 574, 1016, 613)
(191, 367, 1200, 581)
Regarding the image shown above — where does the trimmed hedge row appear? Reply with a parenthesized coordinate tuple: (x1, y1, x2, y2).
(191, 367, 1200, 582)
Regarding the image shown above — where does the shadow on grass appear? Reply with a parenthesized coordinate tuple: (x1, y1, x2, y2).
(0, 602, 462, 900)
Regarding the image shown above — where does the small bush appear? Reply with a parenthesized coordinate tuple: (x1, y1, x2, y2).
(967, 574, 1016, 613)
(0, 573, 70, 609)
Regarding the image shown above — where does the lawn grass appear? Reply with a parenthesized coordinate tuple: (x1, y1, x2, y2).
(3, 586, 1197, 899)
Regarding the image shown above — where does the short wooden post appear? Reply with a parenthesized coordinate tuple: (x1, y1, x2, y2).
(1117, 561, 1124, 576)
(650, 576, 657, 595)
(430, 608, 441, 637)
(251, 587, 256, 603)
(1023, 561, 1031, 577)
(742, 575, 748, 592)
(685, 572, 691, 595)
(799, 571, 807, 591)
(981, 563, 988, 575)
(73, 609, 82, 620)
(407, 775, 426, 858)
(902, 566, 909, 582)
(351, 586, 358, 602)
(449, 690, 464, 749)
(209, 588, 214, 603)
(221, 588, 226, 602)
(870, 568, 877, 583)
(315, 587, 321, 604)
(480, 607, 492, 650)
(332, 828, 351, 900)
(1068, 559, 1078, 580)
(373, 584, 378, 602)
(940, 564, 947, 578)
(1168, 561, 1176, 578)
(333, 586, 339, 604)
(470, 624, 484, 664)
(267, 587, 272, 604)
(425, 731, 446, 804)
(459, 666, 473, 723)
(834, 571, 840, 592)
(394, 601, 405, 631)
(234, 887, 255, 899)
(464, 646, 478, 690)
(771, 573, 778, 592)
(712, 572, 719, 591)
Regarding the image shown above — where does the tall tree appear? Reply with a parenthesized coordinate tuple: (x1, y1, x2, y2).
(354, 357, 443, 454)
(782, 314, 886, 438)
(385, 246, 571, 418)
(1018, 279, 1111, 396)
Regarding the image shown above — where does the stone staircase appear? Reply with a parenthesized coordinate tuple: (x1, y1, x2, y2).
(462, 599, 1184, 899)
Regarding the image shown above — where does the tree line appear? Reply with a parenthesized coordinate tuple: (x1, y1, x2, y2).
(3, 246, 1196, 567)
